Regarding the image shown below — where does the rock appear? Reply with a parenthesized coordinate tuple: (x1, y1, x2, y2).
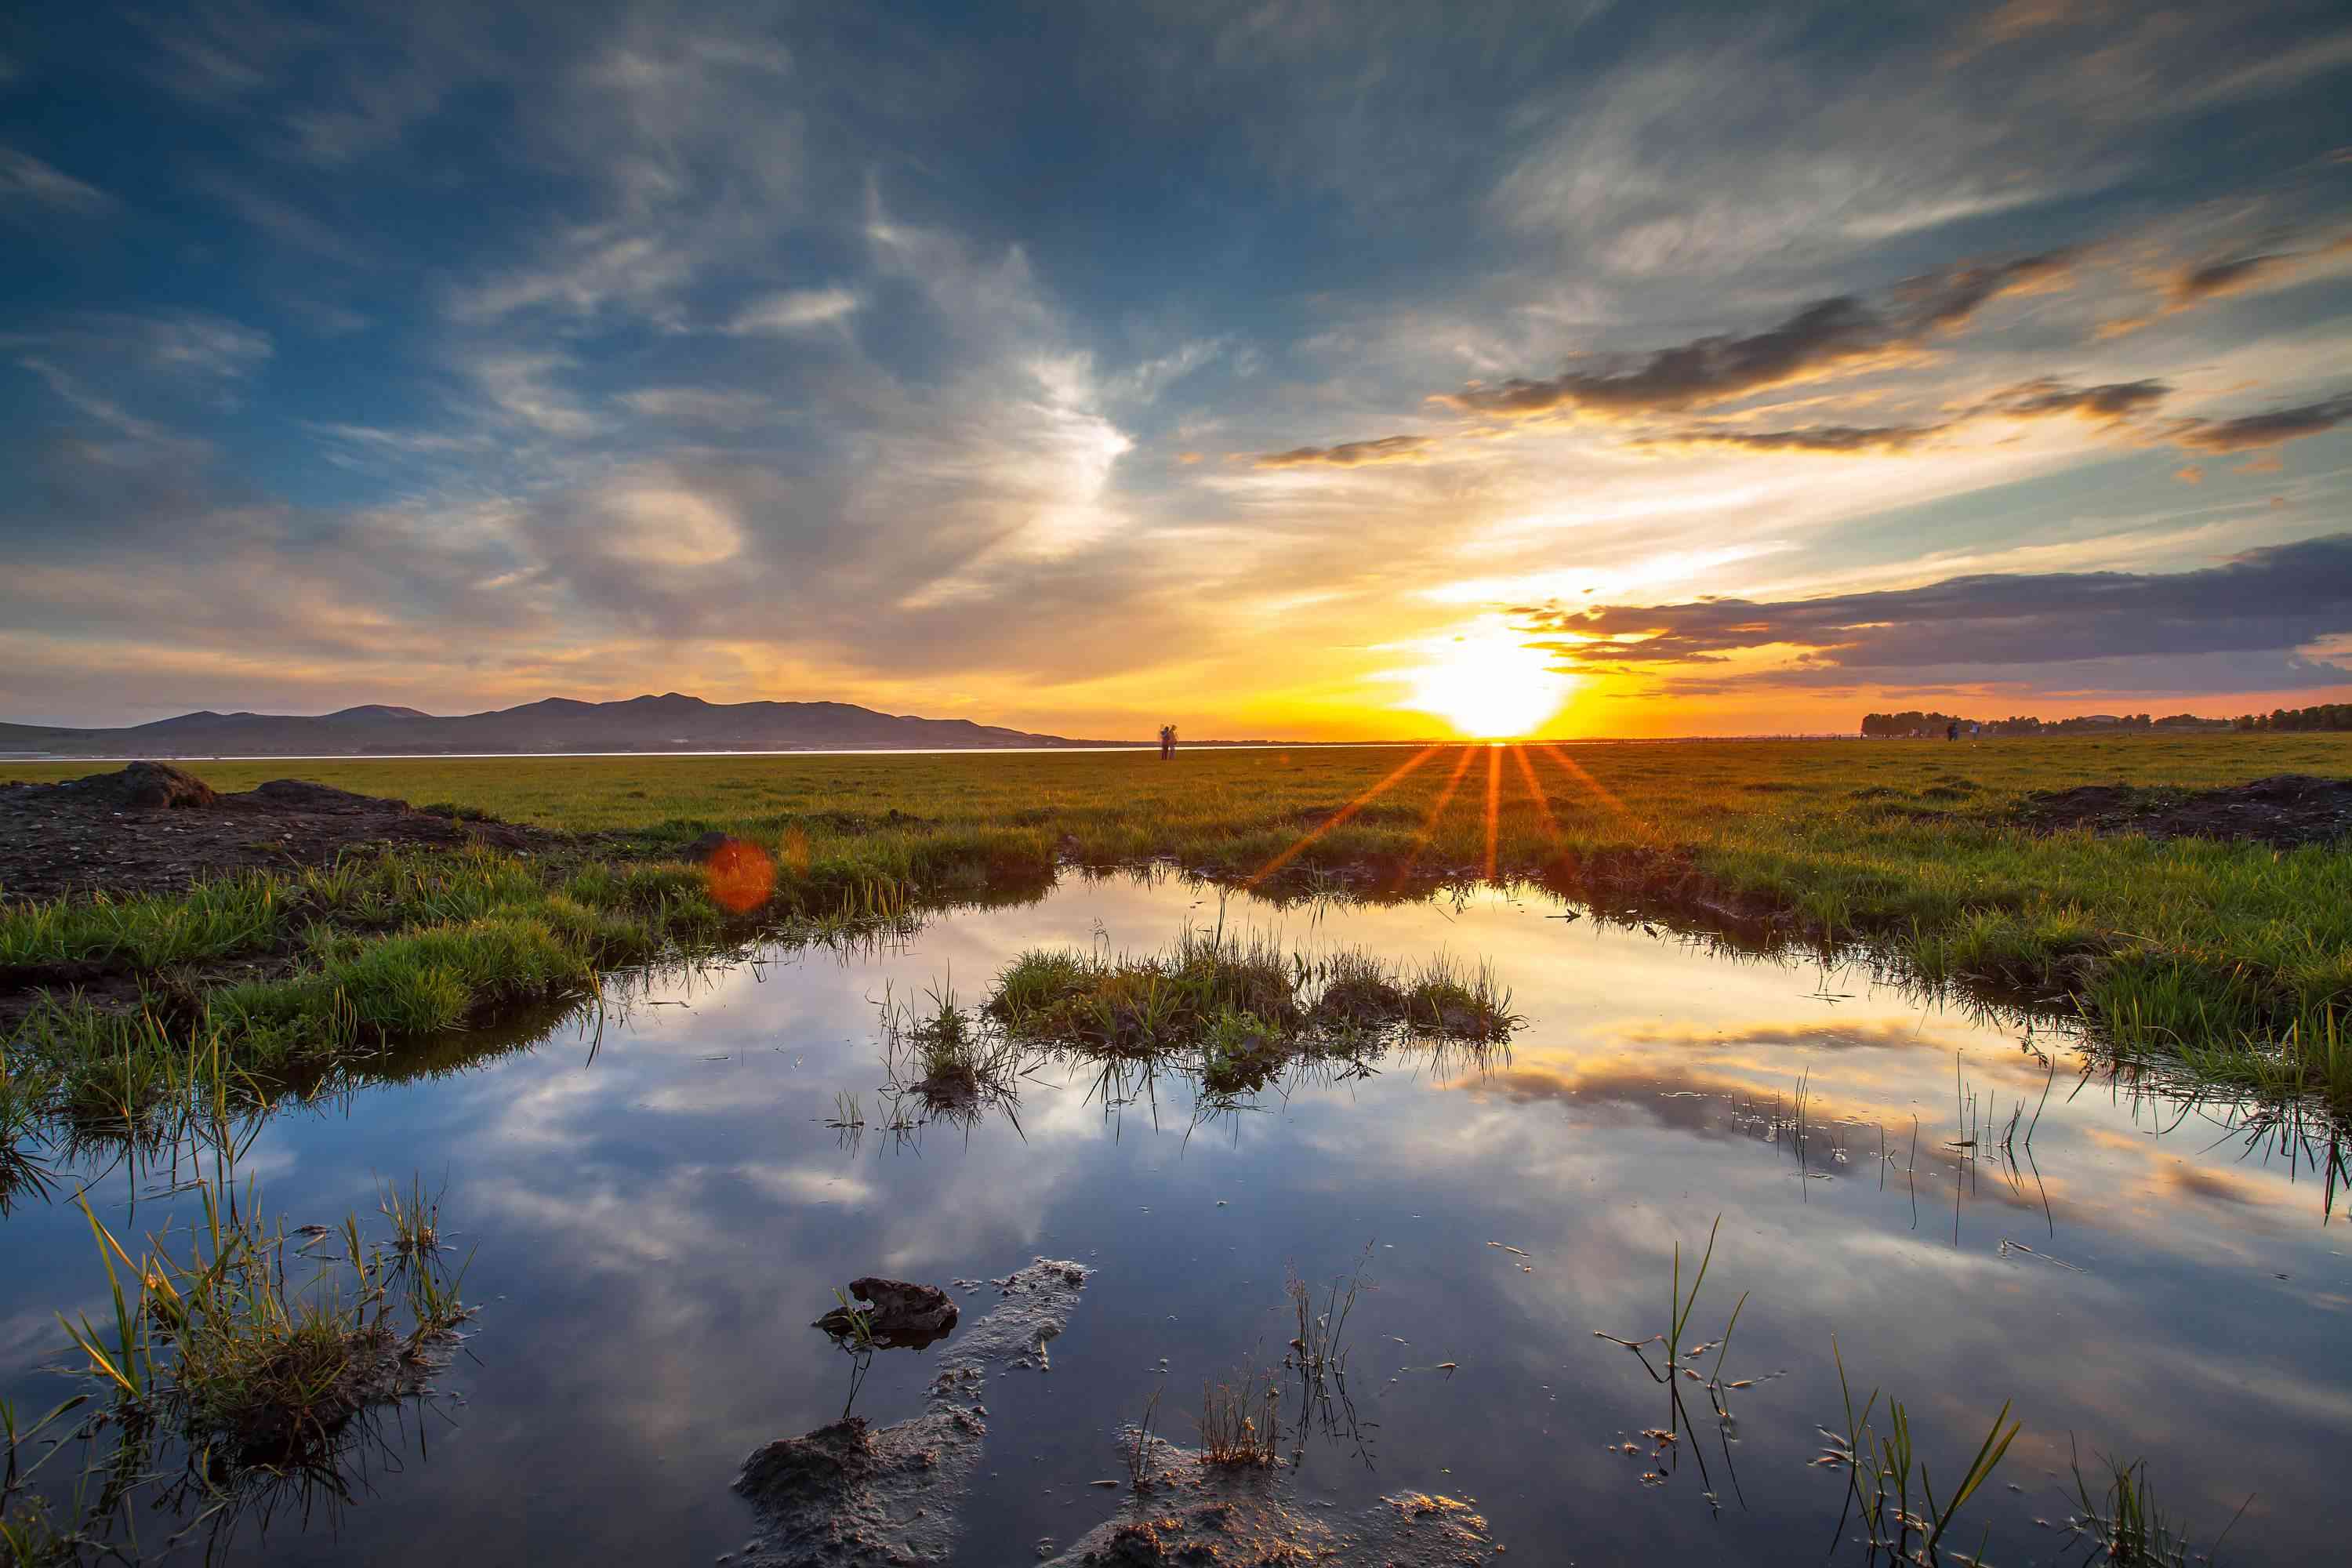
(814, 1279, 960, 1350)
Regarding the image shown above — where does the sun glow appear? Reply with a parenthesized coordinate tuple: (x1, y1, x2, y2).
(1402, 622, 1573, 738)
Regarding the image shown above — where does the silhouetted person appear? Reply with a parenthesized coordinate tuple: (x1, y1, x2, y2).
(1946, 720, 1959, 742)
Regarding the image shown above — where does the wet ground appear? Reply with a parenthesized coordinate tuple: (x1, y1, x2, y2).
(3, 873, 2347, 1564)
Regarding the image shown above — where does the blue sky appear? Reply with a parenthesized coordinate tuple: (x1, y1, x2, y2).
(3, 0, 2350, 736)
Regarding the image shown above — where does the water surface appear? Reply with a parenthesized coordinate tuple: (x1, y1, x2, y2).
(3, 875, 2346, 1563)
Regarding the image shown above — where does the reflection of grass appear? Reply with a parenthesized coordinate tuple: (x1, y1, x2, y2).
(7, 733, 2352, 1091)
(877, 981, 1033, 1130)
(20, 1095, 481, 1567)
(60, 1173, 476, 1474)
(1828, 1338, 2019, 1565)
(2063, 1442, 2250, 1567)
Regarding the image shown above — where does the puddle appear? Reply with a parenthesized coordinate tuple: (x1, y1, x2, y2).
(3, 874, 2347, 1564)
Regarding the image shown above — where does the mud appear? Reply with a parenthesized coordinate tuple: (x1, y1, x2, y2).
(731, 1258, 1091, 1566)
(0, 762, 564, 905)
(2015, 772, 2352, 850)
(1042, 1436, 1504, 1566)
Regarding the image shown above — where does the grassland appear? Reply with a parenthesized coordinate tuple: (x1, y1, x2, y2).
(3, 734, 2350, 1102)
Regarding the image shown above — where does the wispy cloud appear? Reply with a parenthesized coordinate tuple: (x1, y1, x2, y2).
(1254, 434, 1433, 468)
(0, 147, 116, 213)
(722, 286, 860, 335)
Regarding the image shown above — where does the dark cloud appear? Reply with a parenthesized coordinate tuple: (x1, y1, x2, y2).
(2165, 235, 2352, 307)
(1889, 252, 2074, 332)
(1254, 434, 1432, 468)
(1980, 376, 2171, 420)
(1640, 423, 1947, 454)
(1522, 533, 2352, 672)
(1433, 253, 2069, 420)
(2167, 391, 2352, 453)
(2172, 253, 2296, 306)
(1633, 376, 2164, 459)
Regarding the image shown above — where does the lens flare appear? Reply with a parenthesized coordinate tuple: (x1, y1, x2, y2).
(703, 837, 775, 913)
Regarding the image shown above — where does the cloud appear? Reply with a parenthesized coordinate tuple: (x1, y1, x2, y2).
(1639, 423, 1945, 455)
(1980, 377, 2171, 422)
(614, 387, 779, 430)
(463, 350, 597, 437)
(723, 286, 861, 335)
(303, 422, 495, 456)
(1523, 533, 2352, 673)
(1254, 434, 1434, 468)
(2174, 465, 2203, 484)
(2166, 391, 2352, 453)
(1432, 254, 2067, 421)
(0, 147, 116, 213)
(190, 169, 371, 263)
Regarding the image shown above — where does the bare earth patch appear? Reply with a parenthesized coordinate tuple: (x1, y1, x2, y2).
(2014, 773, 2352, 851)
(0, 762, 565, 904)
(731, 1258, 1092, 1567)
(1044, 1436, 1502, 1566)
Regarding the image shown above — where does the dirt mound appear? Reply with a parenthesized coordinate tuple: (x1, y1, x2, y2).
(23, 759, 220, 810)
(0, 763, 566, 904)
(2016, 773, 2352, 851)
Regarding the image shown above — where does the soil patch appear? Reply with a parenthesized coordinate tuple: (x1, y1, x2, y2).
(2015, 773, 2352, 851)
(731, 1258, 1091, 1566)
(1044, 1437, 1501, 1566)
(0, 762, 569, 904)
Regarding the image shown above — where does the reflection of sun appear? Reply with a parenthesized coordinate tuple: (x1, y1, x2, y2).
(1404, 625, 1572, 738)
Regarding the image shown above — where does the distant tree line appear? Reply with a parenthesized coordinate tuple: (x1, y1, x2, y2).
(2230, 703, 2352, 731)
(1858, 710, 2250, 737)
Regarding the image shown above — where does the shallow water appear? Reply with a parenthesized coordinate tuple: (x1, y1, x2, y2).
(5, 875, 2348, 1564)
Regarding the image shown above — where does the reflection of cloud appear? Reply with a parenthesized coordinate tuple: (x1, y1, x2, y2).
(734, 1163, 878, 1208)
(1617, 1020, 1951, 1054)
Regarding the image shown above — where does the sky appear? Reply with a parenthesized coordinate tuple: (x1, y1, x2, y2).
(2, 1, 2350, 741)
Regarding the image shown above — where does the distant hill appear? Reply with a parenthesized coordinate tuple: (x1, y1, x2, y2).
(0, 693, 1119, 757)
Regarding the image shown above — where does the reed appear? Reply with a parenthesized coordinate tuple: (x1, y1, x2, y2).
(1196, 1366, 1281, 1467)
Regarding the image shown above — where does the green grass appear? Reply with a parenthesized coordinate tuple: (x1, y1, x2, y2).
(4, 735, 2350, 1096)
(989, 928, 1515, 1060)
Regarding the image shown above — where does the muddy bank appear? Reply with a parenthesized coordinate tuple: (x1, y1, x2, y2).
(0, 762, 564, 904)
(2015, 772, 2352, 850)
(730, 1258, 1091, 1566)
(1041, 1436, 1503, 1566)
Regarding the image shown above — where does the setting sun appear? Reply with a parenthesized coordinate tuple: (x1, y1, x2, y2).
(1403, 623, 1574, 738)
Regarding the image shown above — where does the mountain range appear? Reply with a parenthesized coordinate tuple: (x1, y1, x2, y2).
(0, 694, 1112, 757)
